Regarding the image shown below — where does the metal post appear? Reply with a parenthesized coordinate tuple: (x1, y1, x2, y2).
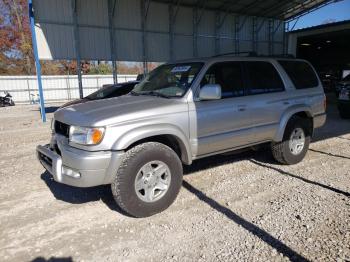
(108, 0, 118, 84)
(215, 11, 221, 55)
(234, 15, 240, 53)
(72, 0, 83, 98)
(141, 0, 149, 75)
(169, 1, 180, 62)
(268, 19, 274, 55)
(66, 75, 71, 100)
(28, 0, 46, 122)
(192, 7, 198, 58)
(169, 4, 174, 62)
(252, 17, 257, 53)
(283, 21, 289, 55)
(256, 18, 266, 55)
(26, 78, 31, 104)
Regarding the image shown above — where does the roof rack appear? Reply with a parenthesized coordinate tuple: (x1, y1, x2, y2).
(258, 54, 295, 59)
(212, 51, 258, 57)
(212, 52, 295, 59)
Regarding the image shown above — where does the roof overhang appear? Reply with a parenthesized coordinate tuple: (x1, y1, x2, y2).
(151, 0, 336, 21)
(31, 0, 336, 62)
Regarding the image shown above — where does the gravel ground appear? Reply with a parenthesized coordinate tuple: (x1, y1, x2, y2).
(0, 99, 349, 262)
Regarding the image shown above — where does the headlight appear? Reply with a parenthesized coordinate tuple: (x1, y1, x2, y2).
(69, 126, 105, 145)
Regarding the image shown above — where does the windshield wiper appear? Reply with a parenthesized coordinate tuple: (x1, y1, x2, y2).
(130, 91, 140, 96)
(136, 91, 172, 99)
(146, 91, 171, 98)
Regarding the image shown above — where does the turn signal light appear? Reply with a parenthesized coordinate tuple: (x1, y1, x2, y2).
(91, 128, 103, 144)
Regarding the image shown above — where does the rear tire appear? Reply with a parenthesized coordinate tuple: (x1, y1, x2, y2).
(111, 142, 183, 218)
(271, 117, 311, 165)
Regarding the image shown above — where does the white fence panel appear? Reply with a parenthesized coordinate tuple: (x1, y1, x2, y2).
(0, 74, 137, 104)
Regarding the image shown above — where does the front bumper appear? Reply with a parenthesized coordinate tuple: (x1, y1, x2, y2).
(36, 143, 125, 187)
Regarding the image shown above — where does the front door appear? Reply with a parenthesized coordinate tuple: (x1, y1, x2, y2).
(194, 61, 256, 156)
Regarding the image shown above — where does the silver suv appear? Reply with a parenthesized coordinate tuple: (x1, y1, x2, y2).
(37, 56, 326, 217)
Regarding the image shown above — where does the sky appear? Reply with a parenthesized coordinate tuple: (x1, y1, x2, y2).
(290, 0, 350, 30)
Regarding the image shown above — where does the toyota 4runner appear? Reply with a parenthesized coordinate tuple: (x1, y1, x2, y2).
(37, 56, 326, 217)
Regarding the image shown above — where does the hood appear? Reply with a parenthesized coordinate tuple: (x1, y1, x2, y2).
(54, 95, 188, 127)
(60, 98, 89, 108)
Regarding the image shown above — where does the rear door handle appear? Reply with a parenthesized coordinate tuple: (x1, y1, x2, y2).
(283, 101, 290, 105)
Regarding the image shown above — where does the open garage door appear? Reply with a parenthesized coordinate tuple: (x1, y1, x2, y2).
(288, 20, 350, 92)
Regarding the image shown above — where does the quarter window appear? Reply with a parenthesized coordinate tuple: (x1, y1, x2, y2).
(200, 62, 244, 98)
(245, 61, 285, 95)
(278, 60, 319, 89)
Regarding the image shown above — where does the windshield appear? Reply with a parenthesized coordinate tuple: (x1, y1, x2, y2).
(132, 63, 203, 97)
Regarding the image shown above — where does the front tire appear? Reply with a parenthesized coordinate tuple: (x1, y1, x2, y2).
(111, 142, 183, 218)
(271, 117, 311, 165)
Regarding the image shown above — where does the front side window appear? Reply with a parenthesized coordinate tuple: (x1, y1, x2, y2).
(200, 62, 245, 98)
(278, 60, 319, 89)
(245, 61, 285, 95)
(132, 63, 203, 98)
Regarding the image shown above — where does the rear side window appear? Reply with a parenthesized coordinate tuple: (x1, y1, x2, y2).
(278, 60, 319, 89)
(244, 61, 285, 95)
(200, 62, 244, 98)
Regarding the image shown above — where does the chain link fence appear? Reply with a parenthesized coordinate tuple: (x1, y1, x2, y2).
(0, 74, 137, 104)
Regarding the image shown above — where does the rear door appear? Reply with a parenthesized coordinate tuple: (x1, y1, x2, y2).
(243, 61, 288, 142)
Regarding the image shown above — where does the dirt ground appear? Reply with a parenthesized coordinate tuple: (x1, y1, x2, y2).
(0, 98, 349, 262)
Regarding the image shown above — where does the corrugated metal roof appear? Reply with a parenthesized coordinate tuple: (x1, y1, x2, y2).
(32, 0, 331, 61)
(152, 0, 333, 21)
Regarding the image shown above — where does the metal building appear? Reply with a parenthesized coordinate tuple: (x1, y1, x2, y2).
(288, 20, 350, 71)
(29, 0, 335, 121)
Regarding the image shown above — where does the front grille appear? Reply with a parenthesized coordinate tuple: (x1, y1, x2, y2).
(54, 121, 70, 137)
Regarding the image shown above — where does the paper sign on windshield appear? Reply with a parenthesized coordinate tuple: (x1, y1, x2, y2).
(171, 66, 191, 73)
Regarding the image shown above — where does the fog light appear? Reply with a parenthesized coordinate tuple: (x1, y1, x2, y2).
(62, 166, 81, 178)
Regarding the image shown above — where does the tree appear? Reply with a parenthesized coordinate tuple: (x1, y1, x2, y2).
(0, 1, 161, 76)
(0, 0, 34, 75)
(88, 63, 113, 75)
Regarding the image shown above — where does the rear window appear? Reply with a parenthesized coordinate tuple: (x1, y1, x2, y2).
(244, 61, 285, 95)
(278, 60, 319, 89)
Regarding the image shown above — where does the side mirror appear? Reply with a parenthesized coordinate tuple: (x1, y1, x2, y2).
(199, 84, 221, 100)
